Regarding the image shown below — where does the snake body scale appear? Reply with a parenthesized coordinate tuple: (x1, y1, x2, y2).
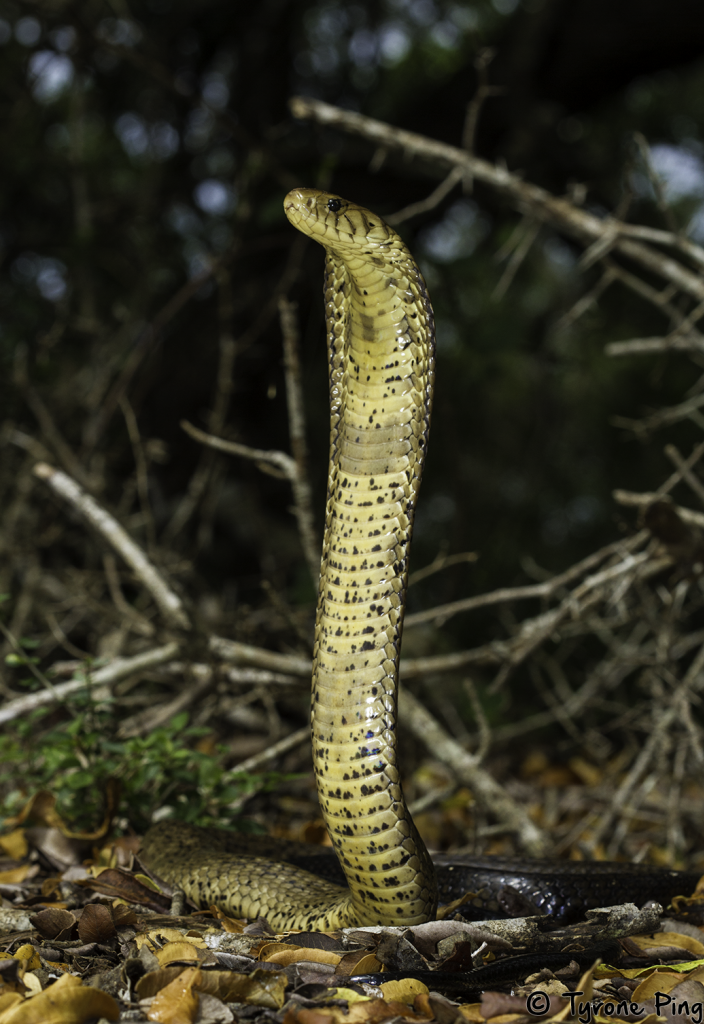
(142, 189, 700, 931)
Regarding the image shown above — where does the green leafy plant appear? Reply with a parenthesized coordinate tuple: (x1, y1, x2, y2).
(0, 694, 289, 835)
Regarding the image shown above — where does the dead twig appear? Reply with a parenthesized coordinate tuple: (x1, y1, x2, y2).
(279, 296, 321, 582)
(290, 97, 704, 303)
(400, 688, 550, 856)
(33, 462, 190, 630)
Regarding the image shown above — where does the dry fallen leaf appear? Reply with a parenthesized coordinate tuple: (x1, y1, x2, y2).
(0, 832, 28, 861)
(0, 972, 118, 1023)
(135, 930, 207, 954)
(77, 902, 117, 944)
(76, 867, 171, 911)
(209, 906, 246, 932)
(264, 947, 341, 967)
(380, 979, 429, 1005)
(154, 942, 207, 968)
(146, 965, 199, 1024)
(28, 908, 76, 941)
(207, 968, 287, 1009)
(0, 867, 31, 886)
(257, 941, 293, 959)
(10, 949, 40, 975)
(629, 931, 704, 958)
(136, 967, 186, 1000)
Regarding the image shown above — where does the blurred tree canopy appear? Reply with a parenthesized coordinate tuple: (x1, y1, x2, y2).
(3, 0, 704, 735)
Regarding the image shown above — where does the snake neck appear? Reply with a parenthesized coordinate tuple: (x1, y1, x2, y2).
(311, 245, 437, 926)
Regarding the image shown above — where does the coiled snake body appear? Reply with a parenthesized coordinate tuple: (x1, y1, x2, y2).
(142, 189, 699, 930)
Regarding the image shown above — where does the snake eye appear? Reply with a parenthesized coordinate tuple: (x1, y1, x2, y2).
(327, 198, 342, 212)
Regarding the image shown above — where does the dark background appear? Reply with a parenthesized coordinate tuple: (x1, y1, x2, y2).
(2, 0, 704, 777)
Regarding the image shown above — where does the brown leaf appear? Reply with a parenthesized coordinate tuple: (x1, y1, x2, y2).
(40, 878, 62, 899)
(30, 908, 77, 941)
(438, 940, 479, 972)
(337, 952, 381, 975)
(146, 965, 199, 1024)
(111, 902, 137, 927)
(208, 906, 246, 932)
(202, 968, 287, 1009)
(77, 903, 117, 944)
(75, 867, 171, 911)
(412, 994, 436, 1020)
(481, 990, 538, 1018)
(136, 967, 186, 1000)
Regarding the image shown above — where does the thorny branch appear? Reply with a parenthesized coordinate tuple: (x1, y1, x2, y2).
(3, 102, 704, 873)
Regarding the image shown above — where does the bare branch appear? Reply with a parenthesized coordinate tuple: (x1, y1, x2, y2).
(664, 444, 704, 507)
(404, 531, 648, 628)
(408, 550, 478, 587)
(606, 335, 704, 357)
(0, 641, 182, 725)
(612, 390, 704, 434)
(400, 688, 550, 856)
(613, 489, 704, 528)
(33, 462, 190, 629)
(290, 97, 704, 303)
(386, 165, 466, 226)
(492, 220, 540, 300)
(279, 295, 321, 582)
(233, 725, 310, 774)
(181, 420, 296, 478)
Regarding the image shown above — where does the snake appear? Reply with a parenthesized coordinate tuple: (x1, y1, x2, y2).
(141, 189, 701, 931)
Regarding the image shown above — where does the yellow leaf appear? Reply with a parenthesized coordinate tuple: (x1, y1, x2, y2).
(0, 972, 118, 1023)
(0, 867, 30, 886)
(633, 970, 700, 1002)
(20, 977, 40, 998)
(348, 954, 381, 974)
(0, 998, 22, 1016)
(327, 988, 372, 1004)
(13, 948, 40, 974)
(135, 930, 206, 953)
(630, 932, 704, 957)
(0, 970, 26, 997)
(146, 966, 199, 1024)
(40, 963, 70, 975)
(265, 948, 340, 967)
(133, 873, 163, 892)
(154, 943, 204, 967)
(209, 906, 246, 932)
(380, 979, 429, 1004)
(458, 1004, 485, 1021)
(258, 942, 294, 959)
(0, 832, 28, 861)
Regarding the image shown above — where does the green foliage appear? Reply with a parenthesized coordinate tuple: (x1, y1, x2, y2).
(0, 697, 286, 835)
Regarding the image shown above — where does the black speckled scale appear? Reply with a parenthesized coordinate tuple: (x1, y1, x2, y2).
(142, 188, 437, 929)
